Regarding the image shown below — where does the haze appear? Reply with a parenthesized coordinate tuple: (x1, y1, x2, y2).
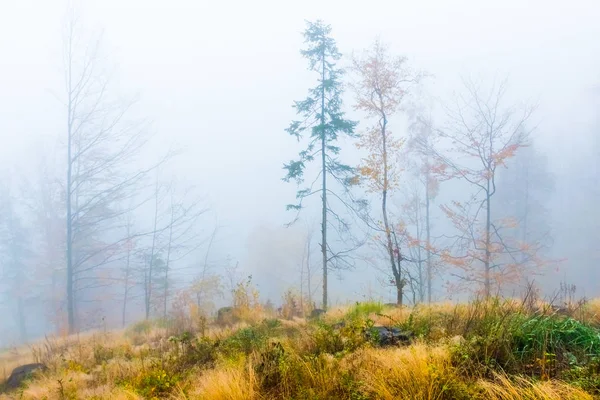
(0, 0, 598, 346)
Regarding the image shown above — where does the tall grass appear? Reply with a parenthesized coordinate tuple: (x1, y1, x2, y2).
(478, 373, 594, 400)
(2, 297, 600, 399)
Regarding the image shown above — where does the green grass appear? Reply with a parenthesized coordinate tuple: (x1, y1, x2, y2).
(3, 299, 600, 399)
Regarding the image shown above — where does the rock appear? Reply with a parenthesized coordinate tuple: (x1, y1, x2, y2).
(4, 363, 47, 390)
(216, 307, 237, 326)
(309, 309, 326, 319)
(364, 326, 413, 346)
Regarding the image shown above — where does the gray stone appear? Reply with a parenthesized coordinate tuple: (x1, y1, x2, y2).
(216, 306, 237, 325)
(4, 363, 47, 390)
(364, 326, 413, 346)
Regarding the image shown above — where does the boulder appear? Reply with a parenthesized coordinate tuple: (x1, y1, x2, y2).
(4, 363, 47, 390)
(364, 326, 413, 346)
(216, 306, 237, 326)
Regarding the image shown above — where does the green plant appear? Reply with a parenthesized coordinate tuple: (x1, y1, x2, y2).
(345, 302, 384, 322)
(119, 363, 180, 399)
(222, 326, 268, 356)
(563, 361, 600, 395)
(255, 341, 287, 392)
(93, 344, 115, 364)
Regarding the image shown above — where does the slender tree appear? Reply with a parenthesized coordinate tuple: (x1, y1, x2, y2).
(407, 111, 443, 303)
(62, 8, 163, 332)
(160, 183, 208, 319)
(121, 213, 136, 327)
(351, 39, 424, 305)
(190, 225, 223, 315)
(421, 77, 541, 297)
(494, 140, 554, 256)
(283, 20, 360, 310)
(0, 185, 32, 342)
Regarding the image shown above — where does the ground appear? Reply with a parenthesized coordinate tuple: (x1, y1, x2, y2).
(1, 297, 600, 399)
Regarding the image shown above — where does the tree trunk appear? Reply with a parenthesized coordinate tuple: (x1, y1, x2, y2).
(379, 107, 401, 306)
(521, 162, 530, 264)
(122, 221, 132, 328)
(163, 202, 174, 319)
(66, 41, 75, 333)
(122, 248, 130, 328)
(17, 295, 27, 343)
(425, 166, 433, 304)
(146, 177, 160, 319)
(320, 43, 328, 311)
(484, 179, 492, 298)
(14, 258, 27, 342)
(395, 279, 403, 305)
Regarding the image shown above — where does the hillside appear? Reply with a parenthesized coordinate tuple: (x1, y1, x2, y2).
(1, 298, 600, 399)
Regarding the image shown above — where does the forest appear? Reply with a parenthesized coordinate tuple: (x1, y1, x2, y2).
(1, 1, 600, 398)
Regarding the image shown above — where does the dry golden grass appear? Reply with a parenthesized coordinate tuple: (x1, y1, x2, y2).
(2, 298, 600, 399)
(580, 298, 600, 326)
(187, 362, 258, 400)
(477, 373, 594, 400)
(348, 343, 458, 400)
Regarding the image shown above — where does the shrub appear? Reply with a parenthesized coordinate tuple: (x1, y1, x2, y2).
(118, 363, 180, 399)
(168, 332, 217, 371)
(281, 289, 303, 319)
(345, 301, 384, 322)
(93, 344, 115, 365)
(222, 326, 268, 357)
(311, 319, 368, 356)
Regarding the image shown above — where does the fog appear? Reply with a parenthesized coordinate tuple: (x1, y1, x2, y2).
(0, 0, 598, 346)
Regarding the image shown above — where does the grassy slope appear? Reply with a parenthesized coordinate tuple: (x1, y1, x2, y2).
(1, 298, 600, 399)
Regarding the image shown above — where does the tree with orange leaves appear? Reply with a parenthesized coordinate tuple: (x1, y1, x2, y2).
(418, 77, 544, 297)
(351, 39, 424, 305)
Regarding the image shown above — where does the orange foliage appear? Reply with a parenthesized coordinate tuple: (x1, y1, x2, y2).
(352, 39, 422, 195)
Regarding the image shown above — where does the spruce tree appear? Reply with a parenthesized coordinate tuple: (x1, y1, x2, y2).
(283, 20, 359, 310)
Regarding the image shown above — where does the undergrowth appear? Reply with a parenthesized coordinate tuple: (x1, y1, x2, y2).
(1, 299, 600, 399)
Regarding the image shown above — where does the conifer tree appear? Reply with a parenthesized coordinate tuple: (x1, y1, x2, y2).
(283, 20, 359, 310)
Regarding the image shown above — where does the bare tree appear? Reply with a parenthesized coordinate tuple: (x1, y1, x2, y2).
(120, 212, 136, 327)
(0, 185, 32, 342)
(299, 222, 319, 312)
(406, 110, 445, 303)
(189, 225, 223, 315)
(159, 182, 209, 319)
(61, 8, 167, 332)
(223, 256, 241, 305)
(419, 77, 542, 297)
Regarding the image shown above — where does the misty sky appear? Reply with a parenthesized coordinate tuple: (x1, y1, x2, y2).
(1, 0, 599, 303)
